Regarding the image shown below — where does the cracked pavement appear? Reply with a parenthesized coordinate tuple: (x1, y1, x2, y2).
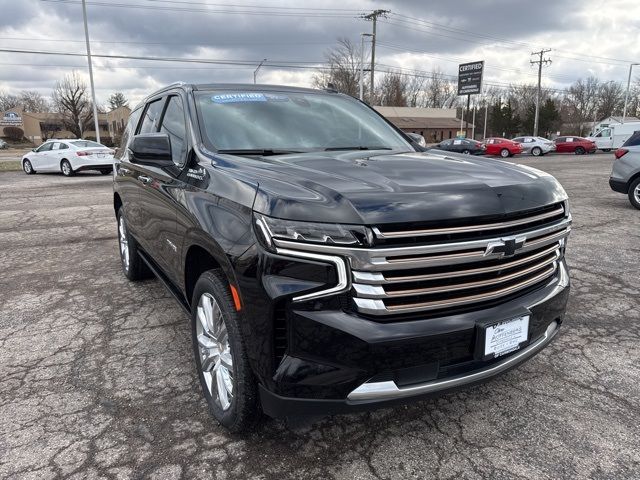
(0, 153, 638, 479)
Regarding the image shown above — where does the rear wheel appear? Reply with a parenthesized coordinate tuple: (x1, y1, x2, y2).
(500, 148, 510, 158)
(574, 146, 585, 155)
(602, 149, 611, 152)
(531, 147, 542, 157)
(191, 270, 258, 432)
(462, 149, 470, 155)
(629, 177, 640, 210)
(100, 169, 112, 175)
(23, 159, 35, 174)
(61, 159, 74, 176)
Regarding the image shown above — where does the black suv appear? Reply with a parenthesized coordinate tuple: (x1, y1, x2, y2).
(113, 83, 571, 431)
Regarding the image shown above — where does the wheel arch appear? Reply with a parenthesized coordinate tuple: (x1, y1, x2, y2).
(183, 239, 239, 310)
(626, 171, 640, 192)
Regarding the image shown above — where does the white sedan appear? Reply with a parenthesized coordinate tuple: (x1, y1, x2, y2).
(512, 136, 556, 156)
(21, 139, 115, 176)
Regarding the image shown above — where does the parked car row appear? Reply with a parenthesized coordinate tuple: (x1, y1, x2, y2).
(433, 135, 597, 157)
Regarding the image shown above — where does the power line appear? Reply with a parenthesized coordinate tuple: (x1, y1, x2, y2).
(40, 0, 361, 18)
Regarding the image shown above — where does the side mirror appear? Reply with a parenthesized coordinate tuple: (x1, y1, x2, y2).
(406, 132, 427, 148)
(129, 133, 173, 167)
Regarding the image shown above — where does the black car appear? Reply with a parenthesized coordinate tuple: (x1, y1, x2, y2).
(434, 138, 486, 155)
(113, 83, 571, 432)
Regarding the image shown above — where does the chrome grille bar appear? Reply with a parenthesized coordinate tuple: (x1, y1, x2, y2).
(373, 205, 565, 239)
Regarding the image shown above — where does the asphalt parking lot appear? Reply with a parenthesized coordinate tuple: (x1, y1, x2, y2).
(1, 153, 638, 479)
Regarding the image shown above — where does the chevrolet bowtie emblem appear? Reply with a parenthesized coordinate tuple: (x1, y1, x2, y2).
(485, 236, 526, 257)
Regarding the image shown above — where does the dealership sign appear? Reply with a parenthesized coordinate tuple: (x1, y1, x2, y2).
(457, 61, 484, 95)
(0, 111, 23, 127)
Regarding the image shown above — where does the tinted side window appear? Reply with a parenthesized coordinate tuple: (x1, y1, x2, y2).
(139, 99, 165, 134)
(160, 96, 188, 166)
(116, 107, 143, 160)
(623, 131, 640, 147)
(36, 143, 53, 152)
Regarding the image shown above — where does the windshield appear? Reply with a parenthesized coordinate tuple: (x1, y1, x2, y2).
(71, 140, 104, 148)
(195, 90, 412, 153)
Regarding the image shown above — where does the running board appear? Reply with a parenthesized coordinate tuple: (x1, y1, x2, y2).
(138, 249, 191, 316)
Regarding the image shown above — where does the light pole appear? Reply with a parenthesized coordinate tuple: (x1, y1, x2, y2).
(622, 63, 640, 124)
(81, 0, 100, 142)
(359, 33, 373, 101)
(254, 58, 267, 84)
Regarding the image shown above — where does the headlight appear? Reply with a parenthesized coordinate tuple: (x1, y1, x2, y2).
(255, 214, 371, 249)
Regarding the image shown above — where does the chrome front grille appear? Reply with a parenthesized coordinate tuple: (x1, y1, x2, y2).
(273, 202, 571, 318)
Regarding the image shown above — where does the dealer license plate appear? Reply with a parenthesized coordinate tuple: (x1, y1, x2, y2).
(484, 315, 529, 358)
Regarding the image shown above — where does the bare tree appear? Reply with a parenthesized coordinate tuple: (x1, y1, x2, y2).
(19, 91, 49, 113)
(405, 75, 426, 107)
(596, 80, 625, 119)
(108, 92, 129, 111)
(563, 77, 600, 135)
(0, 91, 20, 111)
(313, 38, 366, 99)
(376, 72, 408, 106)
(52, 71, 95, 138)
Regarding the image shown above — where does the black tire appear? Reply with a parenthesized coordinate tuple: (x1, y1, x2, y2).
(191, 270, 258, 432)
(23, 159, 36, 174)
(61, 159, 74, 176)
(500, 148, 510, 158)
(602, 149, 611, 152)
(462, 149, 470, 155)
(116, 209, 152, 281)
(574, 146, 585, 155)
(100, 169, 113, 175)
(628, 177, 640, 210)
(531, 147, 542, 157)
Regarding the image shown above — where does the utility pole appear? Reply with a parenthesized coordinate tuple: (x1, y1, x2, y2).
(81, 0, 100, 143)
(362, 9, 389, 104)
(359, 34, 373, 101)
(254, 58, 267, 84)
(622, 63, 640, 123)
(530, 49, 552, 137)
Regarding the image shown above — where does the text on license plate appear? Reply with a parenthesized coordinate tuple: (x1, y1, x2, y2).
(484, 315, 529, 358)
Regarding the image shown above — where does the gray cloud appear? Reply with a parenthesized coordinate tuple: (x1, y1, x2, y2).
(1, 0, 639, 105)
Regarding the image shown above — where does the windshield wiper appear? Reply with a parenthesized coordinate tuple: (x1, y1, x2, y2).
(323, 146, 393, 151)
(217, 149, 302, 156)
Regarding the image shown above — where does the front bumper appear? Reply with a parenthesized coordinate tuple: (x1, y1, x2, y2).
(244, 252, 570, 418)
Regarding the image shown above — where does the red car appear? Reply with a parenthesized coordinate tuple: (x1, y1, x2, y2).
(553, 136, 596, 155)
(482, 137, 523, 157)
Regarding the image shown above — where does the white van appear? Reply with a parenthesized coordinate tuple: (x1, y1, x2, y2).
(588, 122, 640, 151)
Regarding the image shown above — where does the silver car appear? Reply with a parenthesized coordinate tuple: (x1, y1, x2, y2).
(610, 132, 640, 209)
(512, 136, 556, 156)
(0, 139, 8, 149)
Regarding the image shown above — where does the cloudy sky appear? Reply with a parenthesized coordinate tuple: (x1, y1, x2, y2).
(1, 0, 639, 107)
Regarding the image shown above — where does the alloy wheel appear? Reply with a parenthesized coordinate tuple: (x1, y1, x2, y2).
(62, 161, 71, 175)
(196, 292, 234, 411)
(634, 184, 640, 205)
(23, 160, 32, 173)
(118, 216, 130, 271)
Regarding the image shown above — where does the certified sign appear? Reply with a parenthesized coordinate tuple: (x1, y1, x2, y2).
(457, 61, 484, 95)
(0, 111, 23, 126)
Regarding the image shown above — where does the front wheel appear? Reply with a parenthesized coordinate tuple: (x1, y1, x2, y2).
(117, 209, 151, 281)
(100, 169, 112, 175)
(574, 147, 585, 155)
(500, 148, 510, 158)
(192, 270, 258, 432)
(462, 149, 470, 155)
(23, 159, 36, 174)
(531, 147, 542, 157)
(629, 177, 640, 210)
(61, 159, 74, 176)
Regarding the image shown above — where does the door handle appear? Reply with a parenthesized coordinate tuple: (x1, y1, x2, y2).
(137, 175, 152, 184)
(119, 166, 131, 174)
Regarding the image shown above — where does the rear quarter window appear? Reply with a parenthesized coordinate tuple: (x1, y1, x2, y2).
(623, 131, 640, 147)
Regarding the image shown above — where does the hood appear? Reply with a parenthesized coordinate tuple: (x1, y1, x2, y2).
(232, 150, 567, 225)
